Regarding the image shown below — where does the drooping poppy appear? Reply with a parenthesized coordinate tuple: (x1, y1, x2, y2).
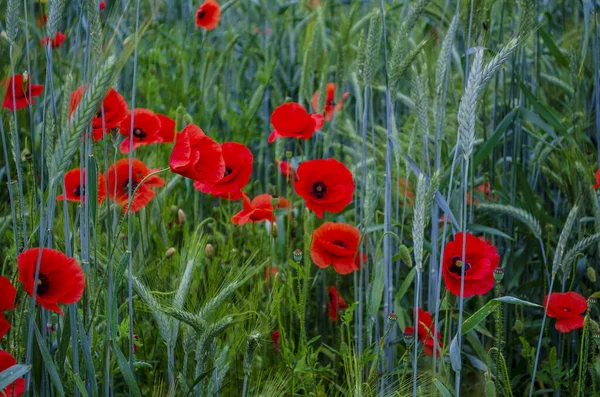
(157, 114, 176, 143)
(0, 277, 17, 339)
(70, 86, 128, 141)
(119, 108, 169, 153)
(268, 102, 324, 143)
(310, 222, 361, 275)
(231, 193, 289, 225)
(312, 83, 350, 121)
(442, 232, 500, 298)
(592, 170, 600, 189)
(2, 74, 44, 111)
(272, 330, 280, 354)
(0, 351, 25, 396)
(194, 142, 252, 200)
(169, 124, 225, 187)
(398, 177, 414, 206)
(106, 158, 165, 213)
(17, 248, 85, 315)
(195, 0, 221, 30)
(328, 286, 347, 321)
(404, 308, 443, 357)
(294, 158, 354, 218)
(467, 181, 497, 205)
(57, 168, 107, 203)
(543, 292, 588, 333)
(277, 160, 297, 182)
(40, 31, 66, 48)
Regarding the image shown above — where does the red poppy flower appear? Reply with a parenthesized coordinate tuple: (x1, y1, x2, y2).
(268, 102, 324, 143)
(40, 31, 66, 48)
(36, 14, 47, 27)
(311, 83, 350, 121)
(467, 181, 497, 205)
(0, 276, 17, 339)
(100, 1, 106, 10)
(119, 108, 169, 153)
(404, 308, 443, 357)
(294, 158, 354, 218)
(157, 114, 176, 143)
(17, 248, 85, 315)
(272, 330, 280, 354)
(328, 286, 347, 321)
(57, 168, 107, 203)
(310, 222, 361, 275)
(398, 177, 414, 206)
(195, 0, 221, 30)
(2, 74, 44, 111)
(231, 193, 289, 225)
(106, 158, 165, 213)
(169, 124, 225, 187)
(277, 160, 297, 182)
(265, 266, 278, 280)
(543, 292, 588, 333)
(0, 351, 25, 396)
(194, 142, 252, 200)
(592, 170, 600, 189)
(70, 87, 128, 141)
(442, 232, 500, 298)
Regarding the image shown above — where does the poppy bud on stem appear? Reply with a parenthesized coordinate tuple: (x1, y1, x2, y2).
(165, 247, 175, 258)
(178, 209, 186, 224)
(205, 243, 214, 259)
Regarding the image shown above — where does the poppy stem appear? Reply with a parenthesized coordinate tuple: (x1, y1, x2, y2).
(529, 278, 554, 397)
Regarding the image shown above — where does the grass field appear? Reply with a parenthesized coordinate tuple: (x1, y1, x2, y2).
(1, 0, 600, 395)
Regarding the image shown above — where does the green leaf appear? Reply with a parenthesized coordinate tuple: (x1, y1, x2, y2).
(518, 78, 568, 137)
(73, 374, 90, 397)
(112, 341, 143, 397)
(0, 365, 30, 391)
(473, 107, 518, 169)
(462, 296, 541, 335)
(394, 267, 416, 302)
(539, 28, 569, 68)
(368, 259, 385, 318)
(432, 378, 453, 397)
(87, 155, 98, 224)
(34, 325, 65, 397)
(469, 224, 515, 241)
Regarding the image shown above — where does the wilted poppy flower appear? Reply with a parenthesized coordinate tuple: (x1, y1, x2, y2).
(294, 158, 354, 218)
(0, 277, 17, 339)
(544, 292, 588, 333)
(17, 248, 85, 315)
(57, 168, 107, 203)
(70, 86, 128, 141)
(277, 160, 297, 182)
(157, 114, 176, 143)
(40, 31, 66, 48)
(231, 193, 289, 225)
(2, 74, 44, 111)
(592, 170, 600, 189)
(467, 181, 497, 205)
(195, 0, 221, 30)
(169, 124, 225, 187)
(119, 109, 171, 153)
(107, 158, 165, 213)
(268, 102, 324, 143)
(398, 177, 414, 206)
(328, 286, 347, 321)
(0, 351, 25, 396)
(404, 308, 443, 357)
(312, 83, 349, 121)
(311, 222, 361, 275)
(194, 142, 252, 200)
(272, 330, 280, 354)
(442, 232, 500, 298)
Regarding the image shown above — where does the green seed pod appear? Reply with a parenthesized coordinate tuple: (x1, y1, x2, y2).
(493, 267, 505, 282)
(399, 245, 413, 268)
(485, 380, 497, 397)
(293, 249, 303, 263)
(514, 319, 524, 334)
(588, 267, 596, 283)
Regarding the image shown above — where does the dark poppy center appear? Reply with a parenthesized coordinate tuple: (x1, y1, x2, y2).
(197, 10, 205, 19)
(332, 240, 347, 248)
(73, 184, 85, 197)
(36, 273, 50, 296)
(449, 256, 471, 276)
(224, 166, 233, 177)
(96, 110, 102, 119)
(562, 307, 571, 313)
(310, 181, 327, 199)
(328, 99, 336, 107)
(133, 128, 146, 139)
(122, 179, 139, 193)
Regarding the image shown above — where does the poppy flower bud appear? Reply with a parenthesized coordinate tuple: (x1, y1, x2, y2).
(99, 1, 106, 10)
(285, 150, 293, 159)
(588, 267, 596, 282)
(178, 209, 186, 224)
(514, 319, 523, 334)
(293, 249, 303, 263)
(271, 222, 278, 238)
(493, 267, 505, 282)
(403, 329, 414, 344)
(205, 243, 214, 258)
(593, 330, 600, 344)
(485, 380, 497, 397)
(165, 247, 175, 258)
(22, 71, 28, 84)
(270, 197, 280, 209)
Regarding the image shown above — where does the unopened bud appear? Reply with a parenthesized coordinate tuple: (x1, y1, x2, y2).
(270, 197, 279, 209)
(514, 319, 524, 334)
(22, 71, 28, 83)
(271, 222, 278, 238)
(293, 249, 303, 263)
(285, 150, 292, 159)
(165, 247, 175, 258)
(205, 243, 214, 258)
(178, 209, 186, 224)
(588, 267, 596, 282)
(493, 267, 505, 282)
(588, 297, 597, 308)
(484, 380, 497, 397)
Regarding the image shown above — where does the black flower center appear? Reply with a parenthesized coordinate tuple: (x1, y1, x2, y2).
(332, 240, 347, 248)
(197, 10, 205, 19)
(122, 179, 139, 193)
(328, 99, 336, 107)
(310, 181, 327, 199)
(562, 307, 571, 313)
(73, 184, 84, 197)
(36, 273, 50, 296)
(133, 128, 146, 139)
(449, 256, 471, 276)
(224, 166, 233, 177)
